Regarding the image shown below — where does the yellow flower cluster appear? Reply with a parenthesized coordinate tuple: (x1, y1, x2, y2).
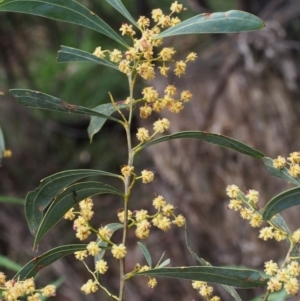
(81, 279, 99, 295)
(273, 152, 300, 177)
(0, 274, 55, 301)
(258, 226, 288, 242)
(93, 2, 196, 119)
(265, 260, 300, 295)
(121, 165, 134, 177)
(226, 185, 300, 296)
(112, 244, 127, 259)
(136, 117, 171, 144)
(118, 195, 185, 240)
(64, 197, 127, 294)
(139, 85, 193, 119)
(226, 185, 262, 228)
(64, 198, 95, 240)
(141, 169, 155, 183)
(192, 281, 220, 300)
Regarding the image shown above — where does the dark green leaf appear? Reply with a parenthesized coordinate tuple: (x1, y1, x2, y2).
(94, 223, 123, 264)
(10, 89, 121, 122)
(0, 196, 24, 205)
(57, 46, 118, 69)
(137, 131, 264, 158)
(25, 169, 121, 236)
(137, 242, 152, 267)
(263, 157, 300, 186)
(106, 0, 137, 26)
(34, 181, 123, 247)
(0, 0, 127, 47)
(88, 103, 128, 141)
(14, 244, 87, 280)
(263, 187, 300, 221)
(136, 266, 268, 288)
(0, 255, 22, 272)
(156, 10, 265, 39)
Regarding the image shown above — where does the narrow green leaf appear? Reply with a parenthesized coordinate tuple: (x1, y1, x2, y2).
(10, 89, 121, 123)
(106, 0, 137, 26)
(271, 214, 291, 235)
(34, 181, 123, 247)
(25, 169, 121, 236)
(88, 103, 128, 141)
(156, 251, 167, 267)
(136, 266, 268, 288)
(157, 259, 170, 268)
(0, 0, 127, 47)
(263, 187, 300, 221)
(137, 242, 152, 268)
(0, 255, 22, 272)
(263, 157, 300, 186)
(57, 46, 118, 69)
(0, 126, 5, 165)
(0, 196, 24, 205)
(94, 223, 123, 264)
(14, 244, 87, 280)
(138, 131, 264, 158)
(156, 10, 265, 39)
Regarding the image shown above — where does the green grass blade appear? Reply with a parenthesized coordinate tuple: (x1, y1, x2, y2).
(0, 255, 22, 272)
(0, 196, 24, 204)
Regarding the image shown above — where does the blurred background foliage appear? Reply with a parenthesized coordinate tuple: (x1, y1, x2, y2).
(0, 0, 300, 300)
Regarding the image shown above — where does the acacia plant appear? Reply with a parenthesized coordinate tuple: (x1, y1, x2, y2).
(1, 1, 300, 301)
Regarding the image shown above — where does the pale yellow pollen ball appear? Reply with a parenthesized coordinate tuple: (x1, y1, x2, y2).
(95, 259, 108, 274)
(141, 170, 154, 183)
(42, 285, 56, 297)
(153, 118, 170, 133)
(111, 244, 127, 259)
(136, 128, 150, 142)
